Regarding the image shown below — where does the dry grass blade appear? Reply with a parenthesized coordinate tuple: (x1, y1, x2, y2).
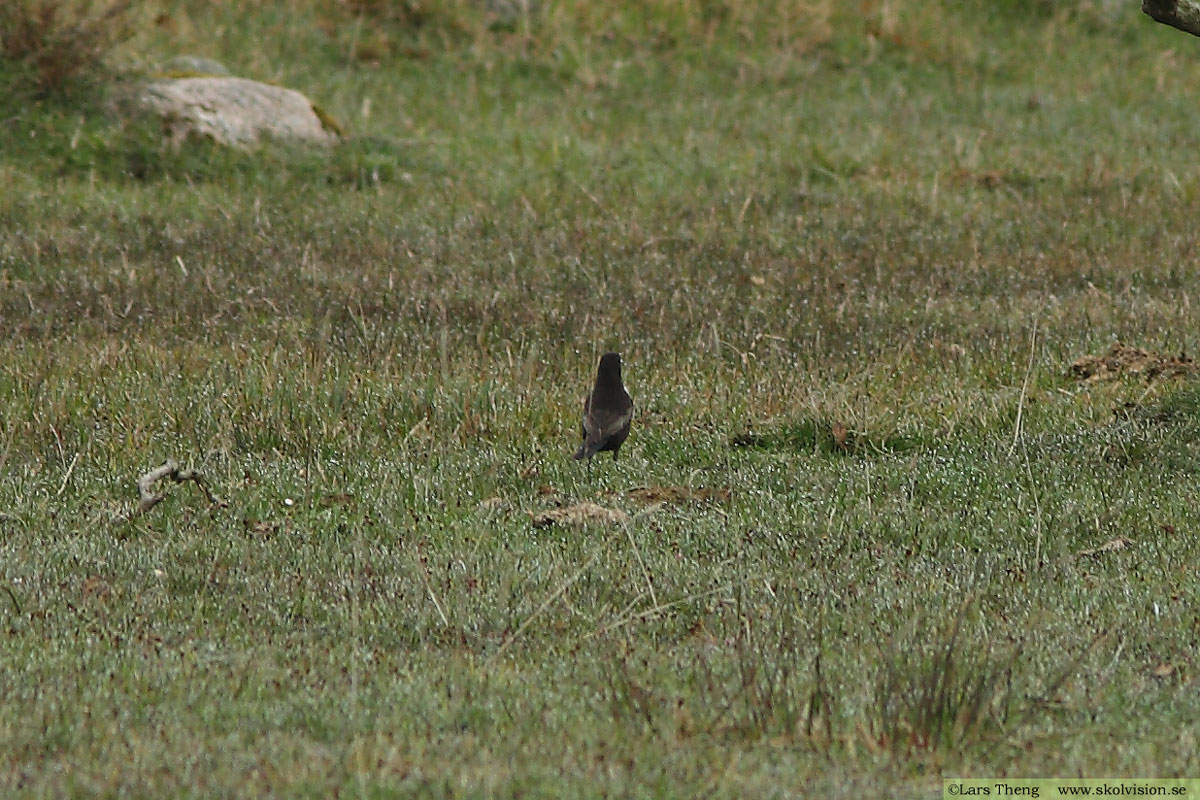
(0, 422, 14, 479)
(1007, 312, 1039, 457)
(590, 581, 749, 639)
(1077, 536, 1134, 557)
(2, 585, 20, 616)
(414, 546, 450, 627)
(490, 548, 603, 663)
(621, 520, 658, 608)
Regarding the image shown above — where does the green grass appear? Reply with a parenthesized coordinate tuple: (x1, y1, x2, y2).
(3, 0, 1200, 796)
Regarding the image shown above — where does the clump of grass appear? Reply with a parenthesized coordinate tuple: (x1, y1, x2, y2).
(0, 0, 134, 94)
(722, 591, 812, 740)
(867, 602, 1019, 757)
(617, 590, 836, 746)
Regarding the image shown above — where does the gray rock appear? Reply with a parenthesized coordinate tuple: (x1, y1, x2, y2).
(120, 77, 340, 149)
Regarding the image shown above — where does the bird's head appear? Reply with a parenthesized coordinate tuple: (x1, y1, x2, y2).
(597, 352, 623, 384)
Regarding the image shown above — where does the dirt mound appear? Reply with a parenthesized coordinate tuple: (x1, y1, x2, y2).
(531, 503, 629, 528)
(1068, 343, 1195, 383)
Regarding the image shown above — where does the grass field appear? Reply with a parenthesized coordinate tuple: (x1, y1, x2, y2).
(2, 0, 1200, 796)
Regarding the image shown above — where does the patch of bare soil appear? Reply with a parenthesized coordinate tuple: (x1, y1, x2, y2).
(1068, 343, 1195, 383)
(531, 503, 629, 528)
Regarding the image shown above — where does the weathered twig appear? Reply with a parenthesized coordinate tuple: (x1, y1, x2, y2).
(136, 458, 222, 514)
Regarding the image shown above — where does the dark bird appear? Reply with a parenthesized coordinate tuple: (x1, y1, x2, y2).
(574, 352, 633, 466)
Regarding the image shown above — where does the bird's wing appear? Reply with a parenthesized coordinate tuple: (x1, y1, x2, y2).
(585, 404, 632, 441)
(581, 395, 594, 438)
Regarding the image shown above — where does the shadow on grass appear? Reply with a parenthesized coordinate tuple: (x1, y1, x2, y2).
(110, 126, 434, 188)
